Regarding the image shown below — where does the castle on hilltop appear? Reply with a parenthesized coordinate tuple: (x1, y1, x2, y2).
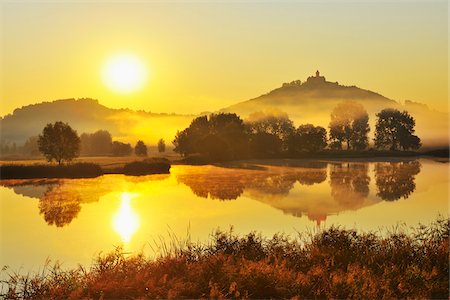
(306, 70, 326, 84)
(281, 70, 331, 88)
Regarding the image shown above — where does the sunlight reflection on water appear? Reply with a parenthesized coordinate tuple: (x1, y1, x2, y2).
(113, 192, 140, 244)
(0, 159, 448, 272)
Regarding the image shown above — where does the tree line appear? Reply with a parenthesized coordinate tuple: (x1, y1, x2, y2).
(173, 101, 421, 161)
(28, 100, 420, 164)
(33, 122, 166, 165)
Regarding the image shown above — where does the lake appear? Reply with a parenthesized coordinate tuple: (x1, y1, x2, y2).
(1, 159, 448, 273)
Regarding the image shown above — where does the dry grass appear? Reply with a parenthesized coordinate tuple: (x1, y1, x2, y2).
(1, 217, 448, 299)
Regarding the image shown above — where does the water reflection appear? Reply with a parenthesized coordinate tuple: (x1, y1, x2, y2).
(0, 160, 425, 229)
(176, 164, 327, 200)
(329, 163, 370, 209)
(113, 193, 140, 243)
(38, 186, 82, 227)
(374, 161, 422, 201)
(0, 175, 167, 227)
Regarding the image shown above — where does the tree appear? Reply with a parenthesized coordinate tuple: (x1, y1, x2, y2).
(134, 140, 148, 157)
(158, 138, 166, 153)
(112, 141, 132, 156)
(374, 109, 421, 151)
(173, 113, 248, 161)
(295, 124, 327, 152)
(329, 101, 370, 150)
(248, 132, 282, 157)
(80, 133, 92, 155)
(80, 130, 112, 156)
(37, 121, 80, 165)
(90, 130, 112, 155)
(246, 110, 295, 152)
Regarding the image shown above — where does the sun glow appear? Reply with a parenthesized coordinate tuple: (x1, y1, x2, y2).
(113, 192, 140, 243)
(102, 54, 148, 93)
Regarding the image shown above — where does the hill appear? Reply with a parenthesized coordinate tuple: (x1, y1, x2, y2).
(0, 98, 195, 147)
(221, 71, 449, 148)
(1, 73, 448, 150)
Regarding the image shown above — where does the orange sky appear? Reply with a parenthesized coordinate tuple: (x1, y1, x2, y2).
(1, 1, 448, 116)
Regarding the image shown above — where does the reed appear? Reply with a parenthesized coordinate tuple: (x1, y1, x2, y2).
(1, 217, 448, 299)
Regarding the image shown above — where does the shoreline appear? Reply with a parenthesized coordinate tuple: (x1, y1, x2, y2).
(0, 151, 447, 180)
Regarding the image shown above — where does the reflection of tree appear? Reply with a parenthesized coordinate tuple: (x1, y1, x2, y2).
(247, 173, 297, 197)
(2, 176, 169, 227)
(330, 163, 370, 208)
(176, 174, 245, 200)
(297, 170, 327, 185)
(38, 186, 82, 227)
(177, 166, 328, 201)
(374, 161, 421, 201)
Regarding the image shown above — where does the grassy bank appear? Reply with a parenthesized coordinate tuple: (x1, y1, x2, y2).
(2, 218, 448, 299)
(0, 158, 171, 179)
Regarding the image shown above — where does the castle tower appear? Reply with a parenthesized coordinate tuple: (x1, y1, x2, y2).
(306, 70, 325, 84)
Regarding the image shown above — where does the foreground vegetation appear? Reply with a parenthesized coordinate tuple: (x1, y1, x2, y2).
(2, 218, 448, 299)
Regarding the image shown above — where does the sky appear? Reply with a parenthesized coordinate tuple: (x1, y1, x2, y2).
(0, 0, 448, 116)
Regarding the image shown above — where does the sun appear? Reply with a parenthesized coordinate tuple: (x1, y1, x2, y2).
(102, 54, 148, 93)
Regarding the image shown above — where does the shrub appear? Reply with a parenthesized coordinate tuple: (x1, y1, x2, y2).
(0, 163, 102, 179)
(122, 158, 171, 175)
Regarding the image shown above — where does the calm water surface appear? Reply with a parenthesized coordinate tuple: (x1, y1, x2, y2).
(0, 159, 448, 272)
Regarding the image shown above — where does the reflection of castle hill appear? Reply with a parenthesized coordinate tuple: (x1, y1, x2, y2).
(254, 163, 378, 225)
(329, 163, 370, 209)
(175, 165, 328, 201)
(374, 161, 421, 201)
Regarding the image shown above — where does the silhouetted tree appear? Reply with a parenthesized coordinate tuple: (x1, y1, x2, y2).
(374, 161, 421, 201)
(374, 109, 421, 151)
(246, 110, 295, 152)
(329, 101, 370, 150)
(80, 133, 92, 155)
(112, 141, 132, 156)
(248, 132, 282, 157)
(37, 121, 80, 165)
(134, 140, 148, 157)
(173, 116, 209, 156)
(173, 113, 247, 161)
(295, 124, 327, 152)
(80, 130, 112, 156)
(91, 130, 112, 154)
(158, 138, 166, 153)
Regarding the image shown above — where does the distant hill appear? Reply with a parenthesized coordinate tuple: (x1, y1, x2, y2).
(220, 71, 449, 148)
(1, 73, 448, 149)
(0, 98, 195, 146)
